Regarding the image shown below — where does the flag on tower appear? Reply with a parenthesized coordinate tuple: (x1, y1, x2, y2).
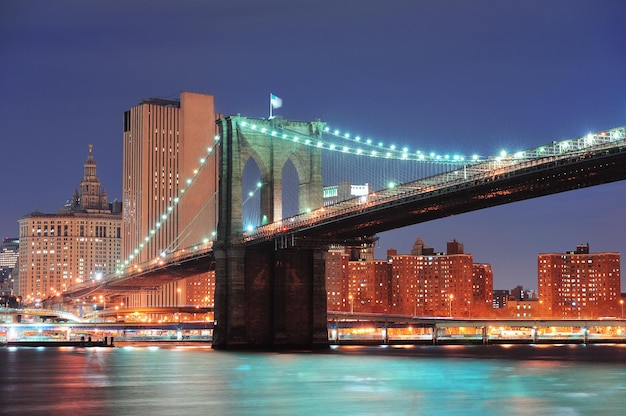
(269, 93, 282, 118)
(270, 93, 282, 109)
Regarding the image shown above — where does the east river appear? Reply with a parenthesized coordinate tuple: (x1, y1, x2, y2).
(2, 344, 626, 415)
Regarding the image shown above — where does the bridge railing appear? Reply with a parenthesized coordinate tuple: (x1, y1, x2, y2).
(243, 126, 625, 243)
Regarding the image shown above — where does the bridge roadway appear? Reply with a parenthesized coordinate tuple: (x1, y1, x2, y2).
(2, 312, 625, 346)
(62, 126, 626, 298)
(246, 126, 626, 243)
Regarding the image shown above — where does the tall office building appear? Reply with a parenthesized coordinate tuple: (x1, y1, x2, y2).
(0, 238, 19, 294)
(538, 244, 621, 318)
(17, 146, 121, 305)
(0, 238, 19, 269)
(122, 92, 219, 307)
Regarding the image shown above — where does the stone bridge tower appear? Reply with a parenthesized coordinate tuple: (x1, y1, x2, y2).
(213, 116, 329, 349)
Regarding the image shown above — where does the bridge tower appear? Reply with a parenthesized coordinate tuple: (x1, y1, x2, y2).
(213, 116, 329, 349)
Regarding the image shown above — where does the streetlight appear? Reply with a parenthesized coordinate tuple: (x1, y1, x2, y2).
(449, 294, 454, 318)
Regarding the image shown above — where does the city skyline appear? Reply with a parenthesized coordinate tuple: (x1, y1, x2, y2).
(2, 1, 625, 290)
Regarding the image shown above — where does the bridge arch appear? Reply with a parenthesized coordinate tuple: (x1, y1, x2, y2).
(214, 116, 328, 350)
(216, 116, 325, 242)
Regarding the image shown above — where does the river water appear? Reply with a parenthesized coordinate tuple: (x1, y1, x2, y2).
(2, 344, 625, 415)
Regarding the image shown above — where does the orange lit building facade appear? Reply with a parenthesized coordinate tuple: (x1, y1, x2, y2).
(326, 239, 492, 317)
(121, 92, 219, 308)
(538, 244, 621, 318)
(389, 249, 474, 317)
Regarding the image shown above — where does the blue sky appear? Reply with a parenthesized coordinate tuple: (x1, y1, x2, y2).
(1, 0, 625, 290)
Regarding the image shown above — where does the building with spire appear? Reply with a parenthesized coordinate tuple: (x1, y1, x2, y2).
(16, 146, 121, 306)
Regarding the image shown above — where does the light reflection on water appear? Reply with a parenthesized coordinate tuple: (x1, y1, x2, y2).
(1, 344, 625, 416)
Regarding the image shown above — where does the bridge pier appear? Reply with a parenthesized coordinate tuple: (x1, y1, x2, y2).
(213, 244, 328, 350)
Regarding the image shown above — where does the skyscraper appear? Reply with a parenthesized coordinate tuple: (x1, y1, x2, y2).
(538, 244, 621, 318)
(122, 92, 219, 307)
(17, 146, 121, 305)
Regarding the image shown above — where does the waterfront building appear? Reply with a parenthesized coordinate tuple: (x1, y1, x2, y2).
(326, 247, 350, 311)
(389, 240, 473, 317)
(17, 146, 122, 306)
(492, 289, 510, 309)
(348, 259, 391, 314)
(472, 263, 494, 316)
(122, 92, 219, 308)
(538, 244, 621, 318)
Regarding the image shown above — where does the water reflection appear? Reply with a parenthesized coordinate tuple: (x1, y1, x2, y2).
(1, 345, 625, 416)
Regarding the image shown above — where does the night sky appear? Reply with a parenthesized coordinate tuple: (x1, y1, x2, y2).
(2, 1, 625, 290)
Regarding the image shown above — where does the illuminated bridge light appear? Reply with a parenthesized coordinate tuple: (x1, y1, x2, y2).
(356, 136, 362, 141)
(401, 153, 407, 159)
(187, 179, 192, 185)
(366, 139, 372, 144)
(388, 182, 396, 189)
(240, 121, 247, 127)
(305, 139, 311, 145)
(344, 133, 350, 138)
(390, 145, 396, 150)
(162, 214, 167, 220)
(330, 144, 336, 150)
(386, 152, 392, 158)
(324, 126, 329, 132)
(200, 158, 205, 164)
(378, 142, 383, 147)
(317, 141, 323, 147)
(371, 150, 377, 156)
(214, 135, 220, 141)
(418, 154, 425, 160)
(261, 128, 267, 133)
(343, 146, 349, 152)
(356, 148, 363, 154)
(334, 129, 340, 135)
(500, 150, 507, 157)
(251, 124, 257, 130)
(293, 136, 299, 142)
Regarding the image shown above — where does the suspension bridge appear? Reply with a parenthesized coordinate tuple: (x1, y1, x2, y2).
(60, 115, 626, 349)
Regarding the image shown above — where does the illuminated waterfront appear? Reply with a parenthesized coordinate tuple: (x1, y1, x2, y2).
(1, 344, 625, 415)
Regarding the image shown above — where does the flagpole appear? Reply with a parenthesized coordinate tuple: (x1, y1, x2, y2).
(269, 93, 273, 119)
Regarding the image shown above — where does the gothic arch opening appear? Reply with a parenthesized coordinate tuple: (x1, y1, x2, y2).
(282, 159, 299, 218)
(242, 157, 262, 232)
